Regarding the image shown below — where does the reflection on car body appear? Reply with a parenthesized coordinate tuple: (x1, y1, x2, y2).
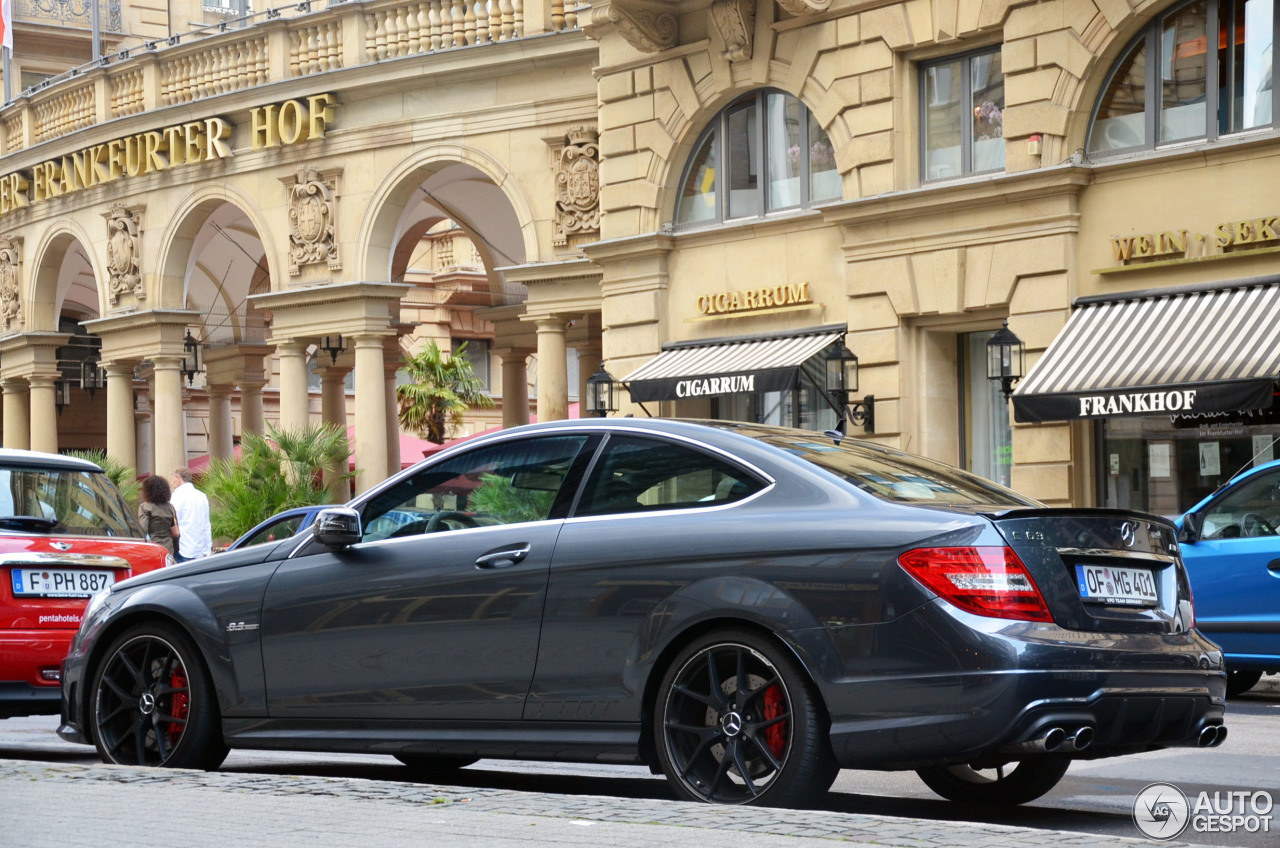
(58, 419, 1226, 808)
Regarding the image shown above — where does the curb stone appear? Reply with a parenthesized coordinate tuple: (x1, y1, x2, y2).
(0, 758, 1222, 848)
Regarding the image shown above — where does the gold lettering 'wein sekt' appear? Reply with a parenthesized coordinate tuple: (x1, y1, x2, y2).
(0, 94, 338, 218)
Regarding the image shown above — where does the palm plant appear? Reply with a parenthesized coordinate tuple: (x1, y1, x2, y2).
(397, 340, 494, 444)
(199, 422, 352, 543)
(67, 449, 141, 507)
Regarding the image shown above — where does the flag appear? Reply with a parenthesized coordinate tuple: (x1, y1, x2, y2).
(0, 0, 11, 51)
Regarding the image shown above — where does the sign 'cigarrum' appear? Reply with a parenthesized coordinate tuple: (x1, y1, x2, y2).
(696, 283, 812, 317)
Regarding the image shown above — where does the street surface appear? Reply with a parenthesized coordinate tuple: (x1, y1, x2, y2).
(2, 685, 1276, 847)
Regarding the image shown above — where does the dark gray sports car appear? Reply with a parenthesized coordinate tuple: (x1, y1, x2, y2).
(58, 419, 1226, 807)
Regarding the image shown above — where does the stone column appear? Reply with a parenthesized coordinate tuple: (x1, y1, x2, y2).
(498, 349, 531, 428)
(319, 366, 349, 502)
(535, 318, 568, 423)
(3, 378, 30, 450)
(240, 379, 266, 438)
(385, 364, 401, 476)
(207, 385, 235, 462)
(352, 334, 389, 494)
(104, 362, 137, 470)
(276, 340, 310, 433)
(28, 376, 58, 454)
(152, 356, 186, 482)
(577, 345, 602, 416)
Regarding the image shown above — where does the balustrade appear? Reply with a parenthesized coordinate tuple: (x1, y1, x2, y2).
(2, 0, 573, 154)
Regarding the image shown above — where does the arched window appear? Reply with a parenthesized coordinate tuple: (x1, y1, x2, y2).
(1088, 0, 1278, 155)
(674, 90, 841, 228)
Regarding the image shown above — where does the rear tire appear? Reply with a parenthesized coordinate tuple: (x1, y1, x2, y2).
(916, 756, 1070, 805)
(1226, 669, 1263, 697)
(90, 622, 228, 770)
(653, 628, 838, 807)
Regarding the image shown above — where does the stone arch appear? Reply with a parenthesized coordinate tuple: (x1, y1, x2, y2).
(357, 143, 538, 283)
(1061, 0, 1177, 153)
(27, 219, 105, 333)
(155, 184, 279, 310)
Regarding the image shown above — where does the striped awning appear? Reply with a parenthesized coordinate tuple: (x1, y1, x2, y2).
(1012, 281, 1280, 423)
(623, 325, 845, 403)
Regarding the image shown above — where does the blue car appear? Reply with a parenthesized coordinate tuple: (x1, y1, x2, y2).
(1177, 458, 1280, 696)
(227, 506, 437, 551)
(226, 506, 323, 551)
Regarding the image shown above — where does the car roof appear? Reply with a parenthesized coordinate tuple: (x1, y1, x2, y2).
(0, 448, 103, 472)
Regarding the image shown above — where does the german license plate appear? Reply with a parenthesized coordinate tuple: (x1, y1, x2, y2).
(1075, 564, 1158, 606)
(11, 568, 115, 598)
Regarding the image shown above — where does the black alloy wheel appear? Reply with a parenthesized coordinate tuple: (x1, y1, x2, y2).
(654, 628, 838, 807)
(916, 756, 1071, 805)
(90, 623, 228, 770)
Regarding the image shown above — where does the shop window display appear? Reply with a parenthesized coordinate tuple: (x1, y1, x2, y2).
(1100, 412, 1280, 515)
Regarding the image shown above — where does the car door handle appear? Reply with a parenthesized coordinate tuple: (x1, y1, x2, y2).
(475, 544, 531, 569)
(1268, 559, 1280, 573)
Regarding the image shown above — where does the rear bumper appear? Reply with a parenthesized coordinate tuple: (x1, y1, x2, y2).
(793, 600, 1227, 770)
(0, 629, 74, 717)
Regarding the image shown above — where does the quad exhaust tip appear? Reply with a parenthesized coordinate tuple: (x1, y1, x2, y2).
(1068, 726, 1094, 751)
(1198, 724, 1228, 747)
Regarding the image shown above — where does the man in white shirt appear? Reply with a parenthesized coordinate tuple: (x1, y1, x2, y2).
(170, 466, 213, 562)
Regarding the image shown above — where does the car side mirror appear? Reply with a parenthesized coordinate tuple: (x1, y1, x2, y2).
(1179, 512, 1203, 544)
(312, 507, 362, 548)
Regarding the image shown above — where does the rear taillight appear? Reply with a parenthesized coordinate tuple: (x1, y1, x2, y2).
(898, 546, 1053, 622)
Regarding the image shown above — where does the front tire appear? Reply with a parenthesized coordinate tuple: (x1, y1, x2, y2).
(916, 756, 1071, 805)
(653, 628, 838, 807)
(90, 623, 228, 770)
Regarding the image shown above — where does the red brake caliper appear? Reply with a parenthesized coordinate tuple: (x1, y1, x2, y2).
(168, 668, 189, 746)
(763, 684, 786, 759)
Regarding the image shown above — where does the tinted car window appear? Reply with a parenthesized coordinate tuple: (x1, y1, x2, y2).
(0, 465, 142, 536)
(1202, 470, 1280, 538)
(756, 433, 1035, 507)
(241, 515, 306, 548)
(576, 435, 764, 517)
(359, 435, 590, 540)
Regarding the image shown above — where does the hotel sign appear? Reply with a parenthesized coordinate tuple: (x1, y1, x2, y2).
(0, 93, 337, 218)
(695, 283, 812, 318)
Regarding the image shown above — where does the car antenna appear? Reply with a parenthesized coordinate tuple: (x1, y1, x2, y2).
(824, 417, 847, 445)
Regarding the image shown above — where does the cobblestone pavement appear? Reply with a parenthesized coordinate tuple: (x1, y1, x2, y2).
(2, 758, 1215, 848)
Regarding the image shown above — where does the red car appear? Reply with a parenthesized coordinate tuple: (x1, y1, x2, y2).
(1, 449, 170, 718)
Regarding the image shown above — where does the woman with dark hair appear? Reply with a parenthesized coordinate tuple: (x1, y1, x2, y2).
(138, 474, 179, 555)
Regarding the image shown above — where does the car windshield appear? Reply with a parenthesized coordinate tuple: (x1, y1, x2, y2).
(0, 464, 142, 537)
(750, 431, 1038, 507)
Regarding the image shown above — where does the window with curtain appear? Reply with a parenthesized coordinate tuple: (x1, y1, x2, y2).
(1088, 0, 1278, 154)
(673, 90, 841, 229)
(920, 48, 1005, 180)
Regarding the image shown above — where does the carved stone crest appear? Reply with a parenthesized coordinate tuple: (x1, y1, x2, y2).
(282, 166, 340, 276)
(553, 127, 601, 248)
(104, 204, 143, 305)
(774, 0, 831, 16)
(712, 0, 755, 61)
(590, 1, 677, 53)
(0, 236, 21, 332)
